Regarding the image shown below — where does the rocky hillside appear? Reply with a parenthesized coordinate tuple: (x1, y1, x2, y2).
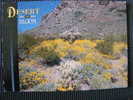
(24, 0, 127, 39)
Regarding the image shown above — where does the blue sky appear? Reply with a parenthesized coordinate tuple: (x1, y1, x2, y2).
(18, 0, 61, 33)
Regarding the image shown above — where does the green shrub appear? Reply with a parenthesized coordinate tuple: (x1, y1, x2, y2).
(104, 34, 127, 43)
(96, 39, 114, 55)
(35, 47, 60, 65)
(18, 34, 44, 59)
(89, 75, 113, 89)
(95, 34, 127, 55)
(74, 11, 83, 17)
(18, 34, 37, 49)
(112, 34, 127, 43)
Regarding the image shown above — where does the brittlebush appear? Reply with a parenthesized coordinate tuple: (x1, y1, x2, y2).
(20, 72, 47, 89)
(113, 42, 127, 55)
(29, 39, 127, 69)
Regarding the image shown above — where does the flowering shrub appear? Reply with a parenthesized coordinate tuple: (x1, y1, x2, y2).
(20, 72, 47, 89)
(56, 61, 115, 91)
(95, 34, 127, 56)
(80, 52, 112, 69)
(73, 40, 97, 48)
(19, 38, 128, 91)
(103, 72, 113, 80)
(89, 75, 113, 89)
(30, 39, 70, 58)
(54, 39, 70, 57)
(19, 64, 37, 78)
(113, 42, 127, 56)
(68, 40, 97, 58)
(29, 39, 115, 69)
(30, 39, 97, 58)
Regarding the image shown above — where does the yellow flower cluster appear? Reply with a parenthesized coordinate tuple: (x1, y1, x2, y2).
(28, 60, 38, 66)
(30, 39, 97, 58)
(80, 52, 112, 69)
(95, 40, 104, 44)
(69, 45, 86, 56)
(103, 72, 113, 80)
(29, 39, 127, 70)
(30, 39, 70, 58)
(73, 40, 97, 48)
(113, 42, 127, 55)
(55, 39, 70, 57)
(69, 40, 99, 56)
(20, 72, 47, 89)
(119, 57, 127, 65)
(57, 86, 73, 91)
(122, 72, 128, 81)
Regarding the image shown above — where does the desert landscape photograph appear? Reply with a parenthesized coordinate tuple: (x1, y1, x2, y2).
(18, 0, 128, 91)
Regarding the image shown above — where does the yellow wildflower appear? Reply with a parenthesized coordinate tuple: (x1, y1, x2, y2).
(103, 72, 113, 80)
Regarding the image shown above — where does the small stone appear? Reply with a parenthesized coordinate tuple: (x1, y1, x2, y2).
(111, 77, 118, 83)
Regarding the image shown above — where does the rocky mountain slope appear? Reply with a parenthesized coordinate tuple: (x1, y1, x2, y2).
(24, 0, 127, 39)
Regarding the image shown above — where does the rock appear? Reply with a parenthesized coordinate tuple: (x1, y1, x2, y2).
(79, 84, 91, 90)
(111, 77, 118, 83)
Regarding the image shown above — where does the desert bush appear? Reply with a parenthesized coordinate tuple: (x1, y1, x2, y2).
(56, 60, 82, 91)
(65, 40, 97, 60)
(89, 75, 113, 89)
(95, 35, 114, 55)
(81, 64, 105, 76)
(103, 72, 113, 80)
(74, 11, 83, 17)
(53, 39, 70, 57)
(80, 53, 112, 69)
(95, 41, 113, 55)
(73, 40, 97, 48)
(56, 60, 110, 91)
(30, 39, 97, 61)
(19, 64, 37, 78)
(56, 60, 114, 91)
(78, 64, 115, 89)
(104, 34, 127, 43)
(113, 34, 127, 43)
(113, 42, 127, 56)
(96, 34, 127, 55)
(86, 65, 114, 89)
(32, 83, 56, 91)
(79, 64, 112, 86)
(30, 39, 70, 58)
(18, 34, 44, 59)
(34, 46, 60, 65)
(20, 71, 47, 89)
(19, 60, 40, 78)
(18, 34, 38, 49)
